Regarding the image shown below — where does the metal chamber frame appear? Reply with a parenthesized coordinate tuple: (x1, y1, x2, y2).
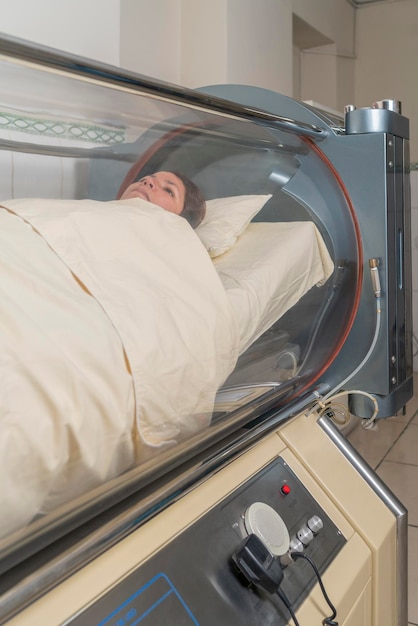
(0, 33, 412, 626)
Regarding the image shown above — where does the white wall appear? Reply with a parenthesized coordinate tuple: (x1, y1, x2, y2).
(301, 43, 339, 110)
(355, 0, 418, 162)
(119, 0, 354, 104)
(180, 0, 228, 86)
(224, 0, 293, 95)
(120, 0, 294, 94)
(183, 0, 294, 94)
(0, 0, 121, 65)
(292, 0, 354, 51)
(120, 0, 182, 84)
(0, 0, 355, 105)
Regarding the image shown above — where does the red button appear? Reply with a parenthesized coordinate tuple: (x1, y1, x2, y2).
(281, 484, 291, 496)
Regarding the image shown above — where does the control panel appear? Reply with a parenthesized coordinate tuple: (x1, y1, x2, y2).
(71, 457, 345, 626)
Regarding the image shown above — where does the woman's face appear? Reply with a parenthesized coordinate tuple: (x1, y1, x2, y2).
(120, 171, 185, 215)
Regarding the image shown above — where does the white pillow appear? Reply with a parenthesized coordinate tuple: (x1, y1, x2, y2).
(195, 194, 272, 258)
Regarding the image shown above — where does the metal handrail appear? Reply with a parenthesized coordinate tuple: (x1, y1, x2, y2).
(0, 33, 328, 141)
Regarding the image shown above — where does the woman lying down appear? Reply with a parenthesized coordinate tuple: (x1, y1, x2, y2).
(0, 171, 240, 539)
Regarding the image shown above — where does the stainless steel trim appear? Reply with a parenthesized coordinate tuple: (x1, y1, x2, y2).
(318, 415, 408, 626)
(0, 34, 327, 141)
(0, 139, 137, 160)
(373, 99, 402, 115)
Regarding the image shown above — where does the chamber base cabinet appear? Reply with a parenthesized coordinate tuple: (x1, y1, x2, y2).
(8, 412, 402, 626)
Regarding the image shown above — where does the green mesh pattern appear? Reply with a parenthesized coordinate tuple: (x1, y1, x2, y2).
(0, 111, 125, 145)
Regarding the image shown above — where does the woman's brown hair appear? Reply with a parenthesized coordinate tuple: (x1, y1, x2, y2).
(172, 171, 206, 228)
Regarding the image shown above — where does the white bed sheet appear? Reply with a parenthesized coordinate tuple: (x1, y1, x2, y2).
(0, 198, 239, 539)
(214, 222, 334, 354)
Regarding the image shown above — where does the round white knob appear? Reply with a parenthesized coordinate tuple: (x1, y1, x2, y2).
(308, 515, 323, 534)
(244, 502, 290, 557)
(297, 525, 314, 546)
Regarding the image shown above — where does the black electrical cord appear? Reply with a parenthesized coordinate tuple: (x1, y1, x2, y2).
(232, 534, 339, 626)
(290, 552, 338, 626)
(276, 587, 300, 626)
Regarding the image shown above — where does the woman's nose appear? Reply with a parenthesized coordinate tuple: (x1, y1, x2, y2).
(142, 176, 155, 189)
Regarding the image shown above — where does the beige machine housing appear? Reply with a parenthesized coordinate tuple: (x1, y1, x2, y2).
(7, 411, 404, 626)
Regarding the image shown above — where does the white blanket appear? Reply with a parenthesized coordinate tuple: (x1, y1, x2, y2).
(0, 197, 334, 541)
(0, 198, 240, 538)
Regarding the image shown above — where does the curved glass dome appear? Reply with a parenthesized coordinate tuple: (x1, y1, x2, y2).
(0, 36, 361, 576)
(109, 112, 362, 406)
